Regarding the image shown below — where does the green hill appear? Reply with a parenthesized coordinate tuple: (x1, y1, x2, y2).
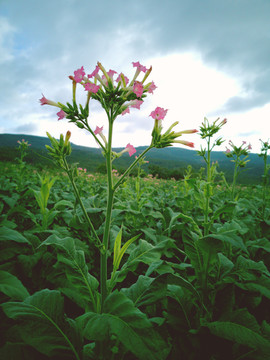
(0, 133, 266, 184)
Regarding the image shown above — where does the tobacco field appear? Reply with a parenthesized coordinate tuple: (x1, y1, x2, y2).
(0, 156, 270, 360)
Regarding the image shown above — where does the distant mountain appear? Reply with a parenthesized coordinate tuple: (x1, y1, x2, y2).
(0, 133, 266, 184)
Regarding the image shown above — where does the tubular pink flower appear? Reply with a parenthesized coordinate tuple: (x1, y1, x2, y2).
(132, 61, 147, 73)
(125, 143, 136, 156)
(94, 126, 103, 135)
(39, 94, 59, 107)
(133, 81, 144, 97)
(84, 83, 100, 93)
(57, 109, 66, 120)
(74, 66, 85, 83)
(150, 107, 168, 120)
(130, 100, 143, 109)
(121, 108, 130, 115)
(116, 73, 129, 86)
(248, 144, 252, 150)
(107, 69, 117, 80)
(174, 140, 195, 148)
(178, 129, 198, 135)
(88, 65, 100, 78)
(225, 147, 231, 153)
(148, 81, 157, 94)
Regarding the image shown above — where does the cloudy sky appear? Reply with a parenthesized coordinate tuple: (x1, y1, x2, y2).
(1, 0, 270, 153)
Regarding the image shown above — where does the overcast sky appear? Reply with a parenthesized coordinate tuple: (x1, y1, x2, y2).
(1, 0, 270, 153)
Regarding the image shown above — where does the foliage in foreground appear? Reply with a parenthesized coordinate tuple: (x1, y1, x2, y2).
(1, 159, 270, 359)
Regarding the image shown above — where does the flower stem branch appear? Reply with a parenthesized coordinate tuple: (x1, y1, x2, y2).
(113, 145, 154, 191)
(63, 158, 104, 251)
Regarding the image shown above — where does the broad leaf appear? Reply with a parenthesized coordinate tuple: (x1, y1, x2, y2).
(0, 227, 31, 244)
(0, 270, 30, 300)
(2, 289, 81, 359)
(40, 235, 99, 311)
(77, 291, 169, 360)
(121, 275, 167, 307)
(207, 321, 270, 354)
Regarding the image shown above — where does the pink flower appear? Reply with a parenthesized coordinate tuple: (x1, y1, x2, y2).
(116, 73, 129, 86)
(125, 143, 136, 156)
(225, 147, 231, 153)
(39, 94, 58, 107)
(133, 81, 144, 97)
(88, 65, 100, 78)
(130, 100, 143, 109)
(174, 140, 194, 148)
(74, 66, 85, 83)
(57, 109, 66, 120)
(178, 129, 198, 134)
(121, 108, 130, 115)
(132, 61, 147, 73)
(39, 94, 48, 105)
(107, 69, 117, 80)
(248, 144, 252, 150)
(149, 107, 168, 120)
(84, 83, 100, 93)
(148, 81, 157, 94)
(94, 126, 103, 135)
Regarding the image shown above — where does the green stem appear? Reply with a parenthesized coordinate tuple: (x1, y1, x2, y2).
(63, 158, 103, 250)
(204, 137, 211, 237)
(262, 153, 268, 216)
(100, 113, 115, 311)
(113, 145, 153, 191)
(231, 161, 239, 200)
(202, 138, 212, 299)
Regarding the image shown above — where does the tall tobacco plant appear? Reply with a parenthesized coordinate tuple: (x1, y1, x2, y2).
(38, 61, 197, 358)
(197, 117, 226, 236)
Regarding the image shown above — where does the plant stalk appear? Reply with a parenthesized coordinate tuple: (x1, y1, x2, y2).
(63, 158, 103, 250)
(100, 112, 115, 311)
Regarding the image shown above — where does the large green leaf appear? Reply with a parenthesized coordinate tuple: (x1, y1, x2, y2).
(41, 234, 99, 311)
(125, 238, 175, 270)
(0, 270, 30, 300)
(235, 276, 270, 299)
(207, 321, 270, 354)
(236, 255, 270, 277)
(2, 289, 81, 359)
(217, 253, 234, 279)
(121, 275, 167, 307)
(77, 291, 169, 360)
(202, 229, 246, 252)
(0, 227, 31, 244)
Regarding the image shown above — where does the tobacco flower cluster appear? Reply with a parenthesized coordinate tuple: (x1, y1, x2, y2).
(40, 61, 197, 155)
